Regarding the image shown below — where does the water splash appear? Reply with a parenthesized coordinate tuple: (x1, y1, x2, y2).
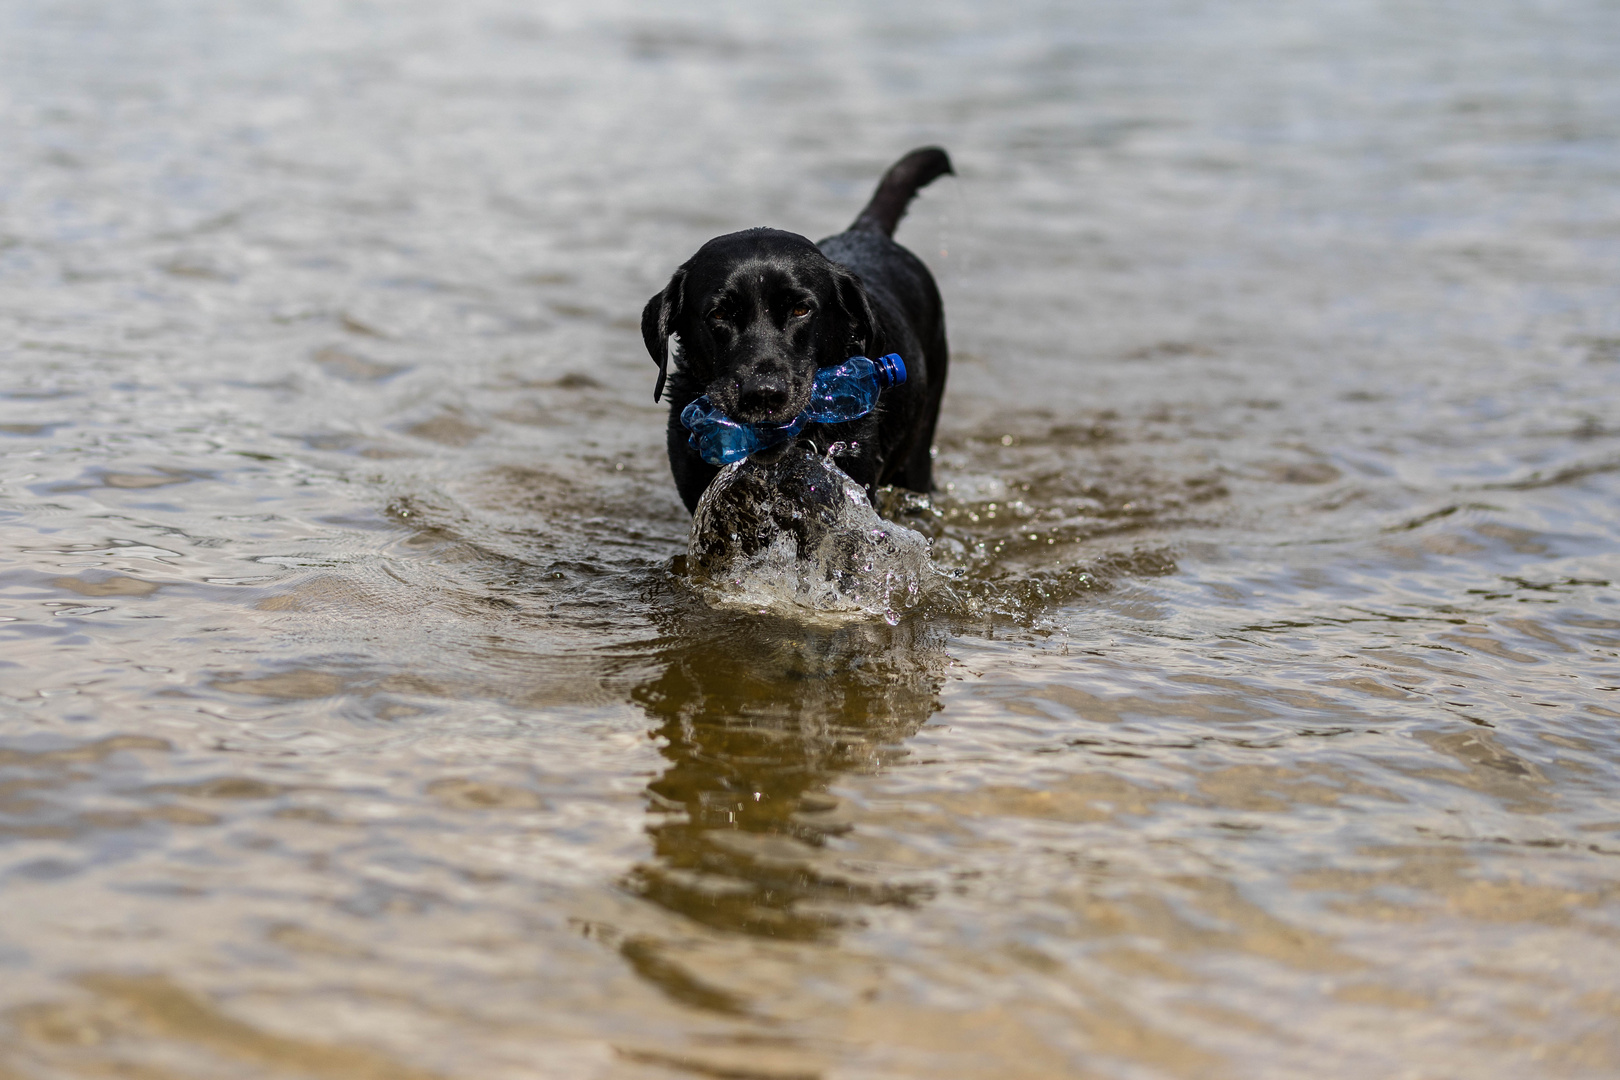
(685, 446, 943, 622)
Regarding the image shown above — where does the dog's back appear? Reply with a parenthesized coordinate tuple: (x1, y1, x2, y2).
(816, 148, 953, 492)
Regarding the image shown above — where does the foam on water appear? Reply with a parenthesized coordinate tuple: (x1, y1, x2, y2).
(685, 445, 943, 623)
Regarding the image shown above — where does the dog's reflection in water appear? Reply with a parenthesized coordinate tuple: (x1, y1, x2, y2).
(628, 615, 946, 941)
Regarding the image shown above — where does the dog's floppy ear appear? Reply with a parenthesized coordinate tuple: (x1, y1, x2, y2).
(641, 267, 687, 402)
(831, 265, 877, 357)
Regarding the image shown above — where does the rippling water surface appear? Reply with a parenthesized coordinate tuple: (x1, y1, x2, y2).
(3, 1, 1620, 1076)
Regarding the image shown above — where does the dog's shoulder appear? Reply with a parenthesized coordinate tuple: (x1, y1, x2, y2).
(817, 228, 941, 329)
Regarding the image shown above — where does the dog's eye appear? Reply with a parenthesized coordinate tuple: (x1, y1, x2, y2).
(790, 304, 811, 318)
(709, 309, 725, 323)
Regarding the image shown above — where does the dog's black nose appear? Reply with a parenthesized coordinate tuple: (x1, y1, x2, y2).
(738, 379, 791, 419)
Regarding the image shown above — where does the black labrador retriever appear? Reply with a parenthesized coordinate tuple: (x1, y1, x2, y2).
(642, 147, 954, 513)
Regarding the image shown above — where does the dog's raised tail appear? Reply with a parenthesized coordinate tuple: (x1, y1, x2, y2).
(849, 147, 954, 238)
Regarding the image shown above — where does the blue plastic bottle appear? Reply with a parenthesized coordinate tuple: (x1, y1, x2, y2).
(801, 352, 906, 423)
(679, 401, 807, 466)
(681, 353, 906, 467)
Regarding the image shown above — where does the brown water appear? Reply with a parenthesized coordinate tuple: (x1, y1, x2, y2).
(4, 1, 1620, 1077)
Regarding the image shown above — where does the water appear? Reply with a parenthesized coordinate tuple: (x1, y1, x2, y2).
(2, 0, 1619, 1076)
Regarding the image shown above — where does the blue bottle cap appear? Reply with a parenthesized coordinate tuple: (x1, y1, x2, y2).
(873, 353, 906, 389)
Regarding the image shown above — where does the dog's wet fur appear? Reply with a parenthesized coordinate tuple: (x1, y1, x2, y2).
(642, 147, 954, 513)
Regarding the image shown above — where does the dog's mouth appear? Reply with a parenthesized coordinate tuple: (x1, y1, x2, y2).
(710, 381, 813, 427)
(737, 403, 807, 427)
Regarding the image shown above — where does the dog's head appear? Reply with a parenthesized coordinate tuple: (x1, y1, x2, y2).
(642, 228, 875, 424)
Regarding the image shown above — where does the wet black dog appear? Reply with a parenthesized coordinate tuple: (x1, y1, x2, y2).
(642, 147, 954, 513)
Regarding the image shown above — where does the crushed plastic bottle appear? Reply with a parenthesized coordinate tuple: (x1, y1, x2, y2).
(681, 353, 906, 466)
(678, 401, 806, 467)
(800, 352, 906, 423)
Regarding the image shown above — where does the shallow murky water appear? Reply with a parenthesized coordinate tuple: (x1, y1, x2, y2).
(3, 1, 1620, 1076)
